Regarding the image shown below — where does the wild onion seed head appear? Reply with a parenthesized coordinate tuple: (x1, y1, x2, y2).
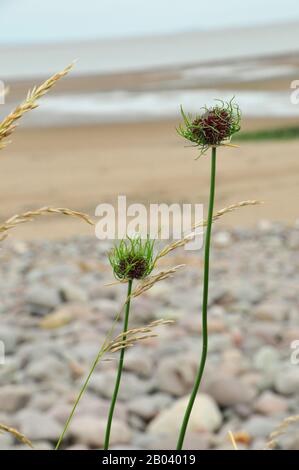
(177, 98, 241, 158)
(109, 236, 155, 281)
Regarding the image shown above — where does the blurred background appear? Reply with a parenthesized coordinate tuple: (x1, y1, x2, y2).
(0, 0, 299, 452)
(1, 0, 299, 236)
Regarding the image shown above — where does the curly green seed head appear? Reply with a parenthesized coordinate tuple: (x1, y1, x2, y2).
(108, 236, 155, 281)
(177, 98, 241, 158)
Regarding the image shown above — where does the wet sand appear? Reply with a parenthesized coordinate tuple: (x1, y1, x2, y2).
(1, 118, 299, 239)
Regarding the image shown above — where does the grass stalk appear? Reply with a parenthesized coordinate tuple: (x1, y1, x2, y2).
(176, 146, 217, 450)
(104, 279, 133, 450)
(55, 347, 105, 450)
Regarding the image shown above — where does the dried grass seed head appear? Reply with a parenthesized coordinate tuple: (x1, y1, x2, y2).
(0, 63, 74, 149)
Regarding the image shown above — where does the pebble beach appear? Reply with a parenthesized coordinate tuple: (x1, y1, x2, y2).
(1, 223, 299, 450)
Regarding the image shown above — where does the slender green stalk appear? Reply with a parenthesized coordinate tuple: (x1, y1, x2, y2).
(55, 347, 104, 450)
(55, 300, 128, 450)
(176, 146, 217, 450)
(104, 279, 133, 450)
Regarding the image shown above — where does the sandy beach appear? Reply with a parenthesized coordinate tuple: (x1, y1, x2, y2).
(1, 117, 299, 239)
(1, 21, 299, 240)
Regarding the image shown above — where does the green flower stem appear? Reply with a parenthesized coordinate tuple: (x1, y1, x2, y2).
(176, 146, 217, 450)
(55, 300, 128, 450)
(55, 344, 105, 450)
(104, 279, 133, 450)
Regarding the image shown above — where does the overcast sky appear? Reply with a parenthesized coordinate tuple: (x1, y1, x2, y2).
(1, 0, 299, 44)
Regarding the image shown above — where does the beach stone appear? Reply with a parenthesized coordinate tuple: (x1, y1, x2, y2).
(234, 403, 253, 419)
(155, 307, 184, 321)
(12, 240, 28, 254)
(145, 284, 172, 302)
(242, 370, 264, 387)
(70, 416, 132, 448)
(258, 220, 274, 232)
(0, 326, 21, 354)
(15, 409, 61, 441)
(213, 231, 232, 248)
(89, 371, 154, 399)
(59, 282, 88, 303)
(0, 357, 20, 385)
(69, 340, 105, 363)
(130, 297, 157, 323)
(111, 444, 143, 450)
(73, 393, 128, 421)
(206, 376, 256, 407)
(252, 323, 283, 345)
(156, 354, 197, 396)
(254, 391, 288, 415)
(182, 306, 226, 334)
(0, 385, 32, 412)
(148, 394, 222, 435)
(135, 432, 211, 450)
(287, 231, 299, 249)
(253, 346, 280, 372)
(17, 342, 65, 366)
(221, 348, 249, 375)
(208, 334, 231, 352)
(124, 349, 154, 377)
(242, 415, 280, 439)
(274, 367, 299, 395)
(25, 285, 61, 315)
(26, 355, 70, 382)
(128, 393, 173, 421)
(29, 441, 54, 450)
(0, 432, 14, 450)
(127, 413, 145, 432)
(283, 327, 299, 343)
(128, 413, 145, 431)
(280, 430, 299, 450)
(33, 264, 79, 280)
(66, 444, 89, 450)
(221, 281, 264, 305)
(208, 317, 227, 334)
(254, 301, 288, 322)
(30, 391, 59, 411)
(40, 303, 91, 329)
(91, 298, 119, 318)
(88, 281, 116, 300)
(49, 403, 73, 424)
(0, 412, 13, 426)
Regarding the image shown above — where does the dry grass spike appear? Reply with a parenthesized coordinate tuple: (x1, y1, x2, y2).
(228, 430, 239, 450)
(265, 414, 299, 449)
(132, 265, 185, 298)
(105, 319, 174, 353)
(0, 206, 95, 241)
(0, 63, 74, 149)
(156, 200, 262, 260)
(0, 423, 34, 449)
